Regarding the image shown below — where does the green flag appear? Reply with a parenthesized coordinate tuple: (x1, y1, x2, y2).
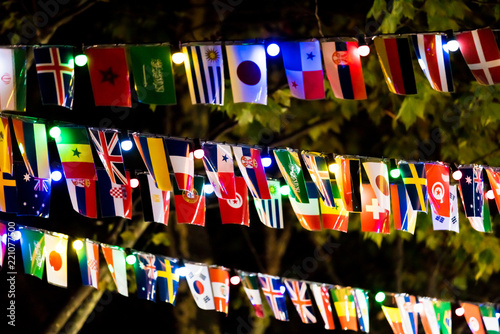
(479, 305, 499, 334)
(433, 301, 452, 334)
(273, 148, 309, 203)
(20, 228, 45, 279)
(128, 45, 176, 105)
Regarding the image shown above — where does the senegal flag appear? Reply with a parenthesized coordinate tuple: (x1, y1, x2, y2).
(56, 126, 96, 180)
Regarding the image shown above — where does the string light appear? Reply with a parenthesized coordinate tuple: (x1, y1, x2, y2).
(50, 170, 63, 182)
(230, 275, 241, 285)
(10, 230, 21, 241)
(279, 185, 290, 196)
(126, 254, 136, 265)
(120, 140, 133, 151)
(193, 138, 204, 159)
(203, 184, 214, 195)
(328, 163, 339, 174)
(175, 267, 187, 277)
(72, 240, 83, 251)
(455, 307, 465, 316)
(266, 43, 280, 56)
(130, 178, 139, 188)
(172, 52, 185, 64)
(375, 291, 386, 303)
(357, 34, 370, 57)
(452, 170, 463, 181)
(445, 30, 460, 52)
(486, 189, 495, 200)
(49, 126, 61, 139)
(74, 54, 88, 66)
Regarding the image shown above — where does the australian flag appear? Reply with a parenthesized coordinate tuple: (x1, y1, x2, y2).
(133, 252, 157, 301)
(458, 166, 483, 217)
(15, 163, 50, 218)
(33, 46, 75, 109)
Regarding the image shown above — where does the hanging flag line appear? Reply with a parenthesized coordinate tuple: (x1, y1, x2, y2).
(8, 222, 499, 331)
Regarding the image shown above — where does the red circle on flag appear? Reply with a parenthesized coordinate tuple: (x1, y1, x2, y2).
(193, 280, 204, 294)
(49, 251, 63, 271)
(237, 61, 261, 86)
(375, 175, 389, 196)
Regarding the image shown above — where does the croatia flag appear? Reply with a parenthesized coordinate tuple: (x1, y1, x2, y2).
(96, 169, 132, 219)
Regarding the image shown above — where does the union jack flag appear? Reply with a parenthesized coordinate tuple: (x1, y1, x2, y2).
(139, 253, 157, 279)
(34, 177, 50, 192)
(284, 278, 317, 324)
(258, 274, 288, 321)
(474, 166, 483, 194)
(89, 128, 127, 185)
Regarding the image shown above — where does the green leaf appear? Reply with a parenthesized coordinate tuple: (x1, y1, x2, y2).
(151, 232, 171, 246)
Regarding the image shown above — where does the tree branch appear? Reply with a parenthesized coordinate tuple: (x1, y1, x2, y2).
(270, 117, 334, 147)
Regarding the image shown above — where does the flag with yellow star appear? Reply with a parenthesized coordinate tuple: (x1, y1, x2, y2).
(55, 126, 97, 180)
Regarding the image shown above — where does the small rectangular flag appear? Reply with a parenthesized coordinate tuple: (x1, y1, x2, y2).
(44, 232, 68, 287)
(468, 197, 492, 233)
(0, 222, 5, 269)
(479, 305, 499, 334)
(274, 148, 309, 203)
(128, 45, 176, 105)
(382, 305, 406, 334)
(432, 185, 459, 233)
(15, 162, 50, 218)
(321, 39, 367, 100)
(334, 157, 362, 212)
(283, 278, 317, 324)
(85, 46, 131, 107)
(302, 152, 335, 207)
(309, 283, 335, 329)
(419, 297, 441, 334)
(331, 287, 358, 331)
(184, 261, 215, 310)
(139, 173, 170, 225)
(434, 301, 452, 334)
(56, 126, 97, 180)
(88, 128, 127, 185)
(101, 244, 128, 296)
(485, 167, 500, 213)
(425, 163, 450, 217)
(361, 183, 390, 233)
(281, 40, 325, 100)
(0, 116, 12, 174)
(164, 138, 194, 192)
(132, 133, 172, 191)
(34, 46, 74, 108)
(225, 43, 267, 104)
(253, 179, 284, 229)
(75, 238, 99, 289)
(202, 142, 236, 199)
(209, 265, 230, 314)
(97, 169, 132, 219)
(182, 43, 224, 105)
(363, 161, 391, 212)
(218, 176, 249, 226)
(395, 294, 418, 334)
(258, 273, 288, 321)
(12, 118, 50, 179)
(288, 181, 321, 231)
(353, 288, 370, 333)
(412, 34, 454, 92)
(458, 166, 483, 218)
(374, 36, 417, 95)
(66, 179, 97, 218)
(320, 180, 349, 232)
(0, 171, 17, 213)
(133, 251, 157, 301)
(457, 28, 500, 85)
(462, 302, 487, 334)
(155, 255, 180, 304)
(232, 145, 270, 200)
(20, 227, 45, 279)
(237, 270, 264, 318)
(0, 47, 26, 111)
(399, 162, 428, 212)
(391, 183, 418, 233)
(173, 175, 205, 226)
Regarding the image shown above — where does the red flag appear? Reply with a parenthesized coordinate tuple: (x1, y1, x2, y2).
(173, 175, 205, 226)
(218, 176, 249, 226)
(457, 28, 500, 85)
(288, 182, 321, 231)
(85, 47, 131, 107)
(209, 266, 230, 315)
(485, 167, 500, 213)
(462, 303, 487, 334)
(425, 163, 450, 217)
(360, 183, 390, 233)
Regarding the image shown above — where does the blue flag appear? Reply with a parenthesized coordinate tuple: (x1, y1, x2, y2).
(133, 251, 157, 301)
(458, 166, 483, 218)
(399, 162, 427, 212)
(155, 255, 180, 304)
(15, 163, 50, 218)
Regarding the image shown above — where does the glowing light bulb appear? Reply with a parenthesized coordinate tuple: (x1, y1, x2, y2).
(262, 157, 272, 168)
(357, 45, 370, 57)
(375, 292, 386, 303)
(49, 126, 61, 139)
(175, 267, 187, 277)
(328, 163, 339, 174)
(194, 148, 204, 159)
(486, 189, 495, 200)
(204, 184, 214, 195)
(130, 178, 139, 188)
(172, 52, 186, 64)
(120, 140, 133, 151)
(390, 169, 401, 178)
(280, 285, 286, 294)
(267, 43, 280, 56)
(455, 307, 465, 316)
(75, 54, 88, 66)
(11, 231, 21, 241)
(72, 240, 83, 251)
(51, 171, 63, 182)
(452, 170, 463, 181)
(446, 39, 459, 52)
(126, 254, 136, 265)
(230, 275, 241, 285)
(280, 185, 290, 196)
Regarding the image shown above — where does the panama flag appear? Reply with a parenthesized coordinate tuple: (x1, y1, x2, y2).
(434, 301, 452, 334)
(283, 279, 317, 324)
(363, 161, 391, 212)
(281, 39, 325, 100)
(182, 43, 224, 105)
(139, 173, 170, 225)
(425, 163, 450, 217)
(412, 33, 454, 92)
(321, 39, 367, 100)
(237, 270, 265, 318)
(232, 145, 270, 200)
(432, 185, 459, 233)
(202, 142, 236, 199)
(101, 244, 128, 296)
(97, 169, 132, 219)
(419, 297, 440, 334)
(462, 303, 487, 334)
(309, 283, 335, 329)
(288, 181, 321, 231)
(456, 28, 500, 85)
(253, 179, 284, 229)
(399, 162, 428, 212)
(353, 288, 370, 333)
(479, 304, 500, 333)
(44, 232, 68, 288)
(218, 176, 249, 226)
(33, 46, 74, 108)
(225, 43, 267, 104)
(361, 183, 390, 233)
(395, 294, 419, 334)
(164, 138, 194, 192)
(0, 47, 26, 111)
(209, 266, 230, 314)
(302, 151, 335, 207)
(74, 239, 99, 289)
(184, 261, 215, 310)
(258, 273, 289, 321)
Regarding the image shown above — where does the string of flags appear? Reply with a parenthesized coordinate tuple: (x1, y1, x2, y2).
(1, 223, 498, 333)
(1, 27, 500, 110)
(0, 115, 497, 234)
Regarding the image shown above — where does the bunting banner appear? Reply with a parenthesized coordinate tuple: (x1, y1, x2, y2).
(382, 305, 406, 334)
(391, 183, 418, 234)
(363, 161, 391, 212)
(302, 151, 335, 207)
(258, 273, 289, 321)
(399, 162, 428, 212)
(139, 173, 170, 225)
(253, 179, 284, 229)
(75, 238, 99, 289)
(0, 171, 17, 213)
(458, 165, 483, 218)
(334, 157, 362, 212)
(431, 185, 459, 233)
(479, 304, 500, 334)
(66, 178, 97, 218)
(97, 169, 132, 219)
(15, 162, 51, 218)
(283, 278, 317, 324)
(319, 180, 349, 232)
(353, 288, 370, 333)
(485, 167, 500, 213)
(434, 301, 452, 334)
(209, 265, 230, 314)
(288, 181, 321, 231)
(274, 148, 309, 203)
(0, 222, 5, 269)
(184, 261, 215, 310)
(361, 183, 390, 233)
(44, 232, 68, 288)
(395, 294, 418, 334)
(101, 244, 128, 297)
(232, 145, 271, 200)
(173, 175, 205, 226)
(0, 47, 26, 111)
(19, 227, 45, 279)
(237, 270, 265, 318)
(88, 128, 127, 185)
(462, 302, 487, 334)
(202, 142, 236, 199)
(419, 297, 441, 334)
(218, 176, 249, 226)
(164, 138, 194, 192)
(331, 287, 358, 331)
(309, 283, 335, 330)
(0, 116, 12, 175)
(425, 163, 451, 218)
(56, 126, 97, 180)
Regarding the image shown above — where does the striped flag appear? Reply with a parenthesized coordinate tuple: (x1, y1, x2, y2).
(12, 118, 50, 179)
(139, 173, 170, 225)
(0, 47, 26, 111)
(44, 232, 68, 287)
(155, 255, 180, 304)
(395, 294, 418, 334)
(101, 244, 128, 297)
(182, 43, 224, 105)
(232, 145, 270, 200)
(97, 169, 132, 219)
(320, 180, 349, 232)
(274, 148, 309, 203)
(66, 179, 97, 218)
(331, 287, 358, 331)
(254, 179, 283, 229)
(258, 273, 289, 321)
(88, 128, 127, 185)
(302, 151, 335, 207)
(321, 39, 367, 100)
(457, 28, 500, 85)
(412, 33, 454, 92)
(237, 270, 265, 318)
(209, 266, 230, 314)
(391, 183, 418, 234)
(382, 306, 406, 334)
(353, 288, 370, 333)
(374, 36, 417, 95)
(283, 279, 317, 324)
(419, 297, 441, 334)
(309, 283, 335, 329)
(74, 239, 99, 289)
(202, 142, 236, 199)
(132, 133, 172, 191)
(56, 126, 97, 180)
(288, 181, 321, 231)
(164, 138, 194, 192)
(479, 304, 499, 334)
(334, 157, 362, 212)
(399, 162, 428, 212)
(462, 303, 487, 334)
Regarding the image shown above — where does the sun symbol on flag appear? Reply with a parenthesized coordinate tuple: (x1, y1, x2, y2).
(205, 48, 219, 62)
